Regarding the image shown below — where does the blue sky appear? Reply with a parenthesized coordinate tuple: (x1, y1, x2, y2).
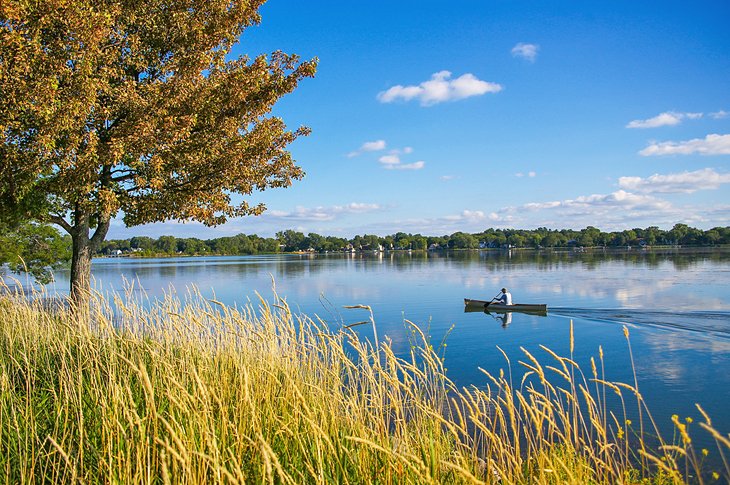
(109, 0, 730, 239)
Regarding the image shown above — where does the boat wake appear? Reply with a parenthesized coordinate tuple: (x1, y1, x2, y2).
(550, 308, 730, 339)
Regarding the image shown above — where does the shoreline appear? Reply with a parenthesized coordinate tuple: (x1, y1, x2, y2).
(92, 244, 730, 259)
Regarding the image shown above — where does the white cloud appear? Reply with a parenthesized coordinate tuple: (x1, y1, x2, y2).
(361, 140, 386, 151)
(440, 175, 457, 181)
(377, 71, 502, 106)
(347, 139, 386, 157)
(377, 147, 424, 170)
(519, 190, 672, 212)
(478, 185, 730, 231)
(515, 171, 537, 178)
(461, 210, 490, 221)
(639, 133, 730, 156)
(711, 110, 729, 119)
(344, 203, 382, 213)
(626, 111, 703, 129)
(383, 161, 425, 170)
(576, 190, 671, 209)
(618, 168, 730, 194)
(627, 112, 682, 129)
(474, 189, 684, 231)
(450, 210, 512, 225)
(267, 203, 383, 222)
(511, 42, 539, 62)
(523, 201, 561, 210)
(378, 154, 400, 165)
(443, 210, 483, 222)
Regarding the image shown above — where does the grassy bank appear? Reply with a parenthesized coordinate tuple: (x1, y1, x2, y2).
(0, 285, 727, 484)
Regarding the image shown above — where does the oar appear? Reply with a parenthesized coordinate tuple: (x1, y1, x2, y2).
(483, 292, 501, 309)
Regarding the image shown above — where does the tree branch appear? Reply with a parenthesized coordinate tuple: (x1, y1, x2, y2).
(49, 214, 73, 234)
(111, 173, 137, 183)
(90, 215, 111, 251)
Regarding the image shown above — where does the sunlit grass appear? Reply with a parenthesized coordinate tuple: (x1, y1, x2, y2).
(0, 280, 727, 484)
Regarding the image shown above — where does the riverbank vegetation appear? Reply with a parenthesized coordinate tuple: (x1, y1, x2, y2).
(0, 221, 71, 283)
(1, 286, 727, 483)
(3, 224, 728, 283)
(98, 224, 730, 256)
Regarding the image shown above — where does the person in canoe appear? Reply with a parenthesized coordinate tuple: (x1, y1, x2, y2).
(492, 287, 512, 306)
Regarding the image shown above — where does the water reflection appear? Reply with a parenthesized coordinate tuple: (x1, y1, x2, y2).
(78, 249, 730, 328)
(44, 248, 730, 451)
(489, 311, 512, 327)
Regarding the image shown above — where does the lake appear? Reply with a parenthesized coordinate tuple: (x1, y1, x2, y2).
(44, 248, 730, 456)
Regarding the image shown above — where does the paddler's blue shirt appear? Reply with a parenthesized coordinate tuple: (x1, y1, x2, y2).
(497, 292, 513, 305)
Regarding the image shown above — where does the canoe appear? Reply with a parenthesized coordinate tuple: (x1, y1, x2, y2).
(464, 298, 548, 314)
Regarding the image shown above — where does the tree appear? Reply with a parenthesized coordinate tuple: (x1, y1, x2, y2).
(0, 0, 316, 305)
(253, 235, 280, 253)
(0, 221, 71, 284)
(155, 235, 178, 254)
(361, 234, 381, 250)
(668, 224, 688, 245)
(507, 233, 525, 248)
(305, 232, 324, 251)
(427, 235, 446, 249)
(394, 232, 410, 249)
(704, 229, 720, 245)
(542, 232, 558, 248)
(527, 233, 543, 248)
(276, 230, 305, 252)
(411, 234, 427, 251)
(643, 226, 664, 246)
(450, 232, 477, 249)
(130, 236, 154, 252)
(325, 236, 347, 251)
(177, 237, 207, 255)
(100, 238, 131, 254)
(578, 226, 601, 247)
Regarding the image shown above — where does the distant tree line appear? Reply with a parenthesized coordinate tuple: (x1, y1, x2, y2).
(94, 224, 730, 256)
(3, 223, 730, 284)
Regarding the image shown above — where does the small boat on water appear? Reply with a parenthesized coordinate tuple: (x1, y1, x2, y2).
(464, 298, 548, 314)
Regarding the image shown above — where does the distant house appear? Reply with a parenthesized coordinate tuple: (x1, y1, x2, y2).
(477, 241, 500, 249)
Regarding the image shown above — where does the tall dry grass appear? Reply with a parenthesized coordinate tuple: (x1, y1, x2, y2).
(0, 281, 727, 484)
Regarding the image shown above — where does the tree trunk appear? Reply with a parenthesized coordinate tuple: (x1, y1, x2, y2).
(69, 229, 93, 309)
(63, 211, 111, 311)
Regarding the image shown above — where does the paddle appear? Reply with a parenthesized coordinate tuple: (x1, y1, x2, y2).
(483, 292, 502, 309)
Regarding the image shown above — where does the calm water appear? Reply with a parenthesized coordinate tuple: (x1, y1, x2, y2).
(45, 249, 730, 455)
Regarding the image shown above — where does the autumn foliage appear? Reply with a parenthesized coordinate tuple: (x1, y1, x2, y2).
(0, 0, 316, 302)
